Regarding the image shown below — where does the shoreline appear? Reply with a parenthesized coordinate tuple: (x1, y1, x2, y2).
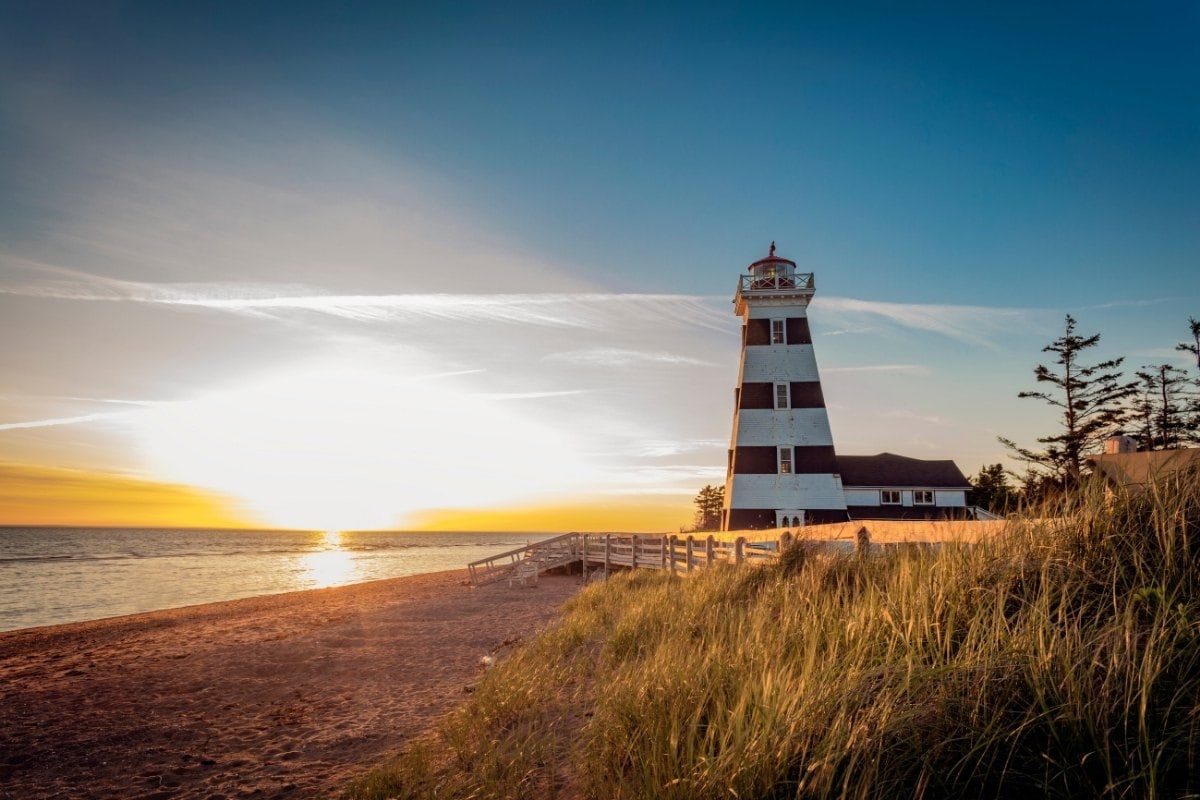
(0, 568, 582, 799)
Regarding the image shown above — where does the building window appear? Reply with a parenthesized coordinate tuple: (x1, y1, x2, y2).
(771, 319, 786, 344)
(774, 382, 789, 409)
(914, 490, 935, 505)
(881, 490, 901, 505)
(779, 447, 793, 474)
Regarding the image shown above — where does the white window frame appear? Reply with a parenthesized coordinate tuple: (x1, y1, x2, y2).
(774, 382, 790, 409)
(880, 490, 901, 505)
(778, 446, 793, 474)
(914, 490, 935, 505)
(776, 510, 804, 528)
(771, 318, 786, 345)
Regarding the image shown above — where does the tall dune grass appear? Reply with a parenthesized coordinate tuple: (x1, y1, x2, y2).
(348, 473, 1200, 799)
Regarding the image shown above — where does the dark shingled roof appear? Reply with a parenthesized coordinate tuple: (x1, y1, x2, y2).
(837, 453, 970, 489)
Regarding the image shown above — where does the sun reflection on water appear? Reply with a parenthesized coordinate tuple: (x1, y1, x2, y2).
(301, 530, 357, 588)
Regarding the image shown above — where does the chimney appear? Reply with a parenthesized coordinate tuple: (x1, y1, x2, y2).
(1104, 435, 1137, 454)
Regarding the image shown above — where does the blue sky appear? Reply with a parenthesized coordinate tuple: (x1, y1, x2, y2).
(0, 2, 1197, 529)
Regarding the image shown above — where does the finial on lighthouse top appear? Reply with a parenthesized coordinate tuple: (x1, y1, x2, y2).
(748, 241, 796, 272)
(736, 241, 814, 314)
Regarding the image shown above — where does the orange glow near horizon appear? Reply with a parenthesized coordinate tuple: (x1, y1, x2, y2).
(0, 462, 253, 529)
(0, 462, 693, 533)
(410, 496, 693, 533)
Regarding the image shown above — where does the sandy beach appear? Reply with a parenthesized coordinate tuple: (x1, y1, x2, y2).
(0, 569, 581, 799)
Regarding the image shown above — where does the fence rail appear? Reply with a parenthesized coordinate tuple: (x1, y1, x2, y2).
(467, 532, 787, 587)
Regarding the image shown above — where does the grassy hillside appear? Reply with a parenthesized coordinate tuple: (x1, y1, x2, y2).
(349, 474, 1200, 799)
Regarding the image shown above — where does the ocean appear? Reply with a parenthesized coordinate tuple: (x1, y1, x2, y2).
(0, 527, 558, 632)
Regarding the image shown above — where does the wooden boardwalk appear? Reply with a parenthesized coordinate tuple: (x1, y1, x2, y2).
(466, 519, 1007, 588)
(466, 532, 781, 588)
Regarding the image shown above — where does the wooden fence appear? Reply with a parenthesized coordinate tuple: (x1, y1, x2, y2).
(467, 532, 785, 588)
(467, 515, 1014, 587)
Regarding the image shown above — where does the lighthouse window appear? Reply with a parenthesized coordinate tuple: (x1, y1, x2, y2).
(881, 490, 901, 505)
(778, 447, 793, 474)
(914, 490, 935, 505)
(774, 382, 790, 409)
(771, 319, 786, 344)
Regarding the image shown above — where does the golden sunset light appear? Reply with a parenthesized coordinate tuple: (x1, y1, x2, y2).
(3, 5, 1198, 799)
(0, 462, 249, 529)
(131, 362, 602, 531)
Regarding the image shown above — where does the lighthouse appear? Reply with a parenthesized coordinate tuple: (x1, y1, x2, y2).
(722, 243, 849, 530)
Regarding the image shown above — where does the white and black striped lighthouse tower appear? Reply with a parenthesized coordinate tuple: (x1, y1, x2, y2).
(722, 244, 849, 530)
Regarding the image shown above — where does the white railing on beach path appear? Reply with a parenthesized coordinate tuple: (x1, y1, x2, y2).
(466, 532, 582, 588)
(466, 520, 1007, 588)
(467, 532, 783, 588)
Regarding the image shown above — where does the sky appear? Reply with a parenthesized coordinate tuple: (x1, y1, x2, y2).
(0, 1, 1197, 531)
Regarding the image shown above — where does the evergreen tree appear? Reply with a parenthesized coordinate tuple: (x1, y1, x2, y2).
(1016, 468, 1062, 506)
(967, 464, 1016, 514)
(1132, 369, 1159, 451)
(1175, 317, 1200, 445)
(693, 484, 724, 531)
(1000, 314, 1136, 485)
(1176, 317, 1200, 369)
(1133, 363, 1193, 449)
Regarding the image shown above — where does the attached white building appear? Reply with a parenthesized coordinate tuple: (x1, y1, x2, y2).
(838, 453, 970, 521)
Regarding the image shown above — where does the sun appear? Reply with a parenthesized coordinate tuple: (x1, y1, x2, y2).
(132, 362, 595, 530)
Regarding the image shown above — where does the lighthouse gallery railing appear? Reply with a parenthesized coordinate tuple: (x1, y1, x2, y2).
(738, 272, 815, 292)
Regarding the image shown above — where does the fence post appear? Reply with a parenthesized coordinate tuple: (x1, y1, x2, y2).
(668, 535, 677, 575)
(780, 530, 793, 553)
(735, 536, 746, 565)
(631, 534, 638, 570)
(705, 534, 715, 566)
(686, 535, 694, 573)
(856, 526, 871, 557)
(581, 533, 589, 583)
(604, 534, 611, 578)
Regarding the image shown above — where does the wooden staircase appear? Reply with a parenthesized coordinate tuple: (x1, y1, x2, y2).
(467, 532, 581, 588)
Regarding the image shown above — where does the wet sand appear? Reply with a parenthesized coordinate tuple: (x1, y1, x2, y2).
(0, 570, 581, 799)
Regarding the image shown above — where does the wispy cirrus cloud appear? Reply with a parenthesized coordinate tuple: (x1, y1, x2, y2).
(0, 411, 138, 431)
(477, 390, 589, 401)
(542, 348, 715, 367)
(4, 256, 1064, 349)
(823, 364, 931, 375)
(820, 296, 1038, 348)
(0, 256, 733, 333)
(1082, 298, 1174, 311)
(822, 326, 876, 336)
(627, 439, 727, 458)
